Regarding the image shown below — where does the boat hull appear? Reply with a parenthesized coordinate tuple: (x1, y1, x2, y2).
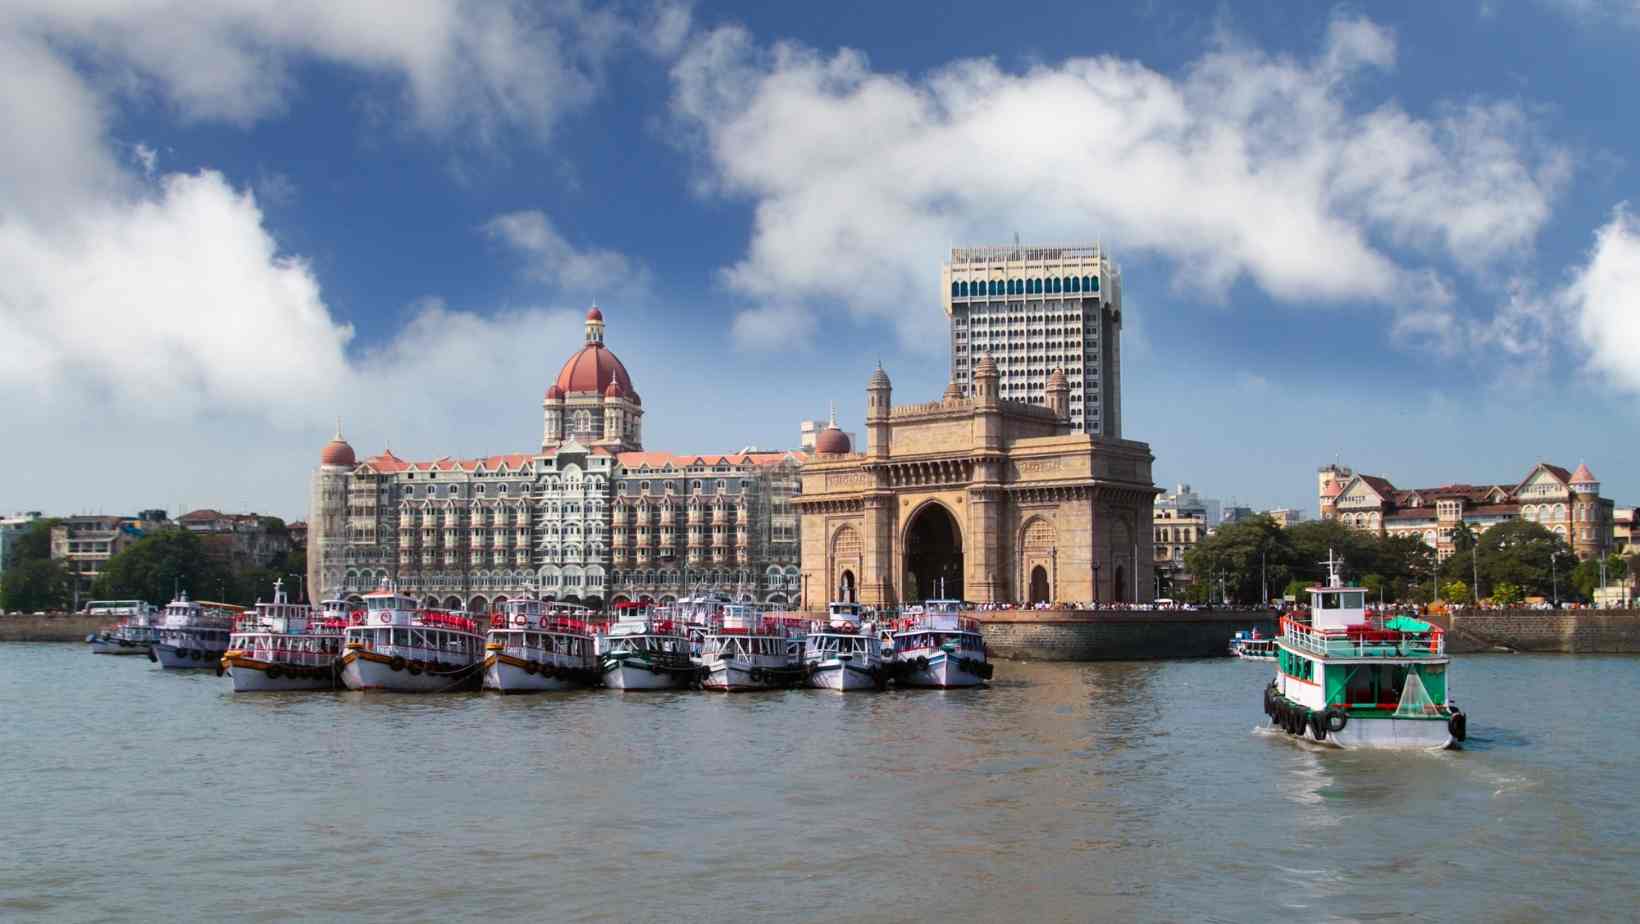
(1271, 712, 1454, 750)
(896, 651, 987, 688)
(88, 636, 151, 656)
(338, 651, 477, 692)
(226, 658, 338, 692)
(807, 659, 885, 691)
(151, 641, 227, 669)
(601, 659, 687, 690)
(483, 654, 594, 693)
(700, 660, 791, 692)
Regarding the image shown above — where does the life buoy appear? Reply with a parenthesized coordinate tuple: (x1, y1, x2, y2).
(1448, 710, 1467, 742)
(389, 656, 406, 672)
(379, 613, 391, 624)
(513, 615, 526, 627)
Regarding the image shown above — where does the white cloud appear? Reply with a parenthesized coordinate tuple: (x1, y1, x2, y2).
(4, 0, 633, 142)
(484, 210, 649, 292)
(1566, 205, 1640, 392)
(669, 15, 1569, 348)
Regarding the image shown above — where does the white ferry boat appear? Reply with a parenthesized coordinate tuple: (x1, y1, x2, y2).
(338, 587, 484, 692)
(1264, 552, 1467, 750)
(600, 608, 696, 690)
(150, 592, 236, 669)
(803, 602, 890, 691)
(1229, 628, 1277, 661)
(219, 581, 344, 692)
(697, 604, 802, 691)
(889, 599, 993, 688)
(482, 599, 598, 693)
(85, 600, 162, 655)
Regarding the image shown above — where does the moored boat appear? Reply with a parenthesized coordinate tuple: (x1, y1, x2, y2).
(698, 604, 803, 691)
(1229, 628, 1277, 661)
(150, 593, 236, 669)
(220, 581, 344, 691)
(889, 599, 993, 688)
(482, 599, 599, 693)
(85, 600, 162, 655)
(1264, 551, 1466, 750)
(803, 602, 890, 691)
(600, 608, 696, 690)
(338, 586, 484, 692)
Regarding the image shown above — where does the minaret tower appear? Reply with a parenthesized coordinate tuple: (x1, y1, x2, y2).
(308, 420, 355, 605)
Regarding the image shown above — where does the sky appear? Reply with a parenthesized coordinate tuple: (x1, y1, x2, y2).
(3, 0, 1640, 522)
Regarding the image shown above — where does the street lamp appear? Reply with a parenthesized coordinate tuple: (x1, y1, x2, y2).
(1092, 560, 1101, 606)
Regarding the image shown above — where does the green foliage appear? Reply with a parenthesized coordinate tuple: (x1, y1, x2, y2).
(1570, 553, 1627, 601)
(1185, 516, 1435, 605)
(1182, 515, 1291, 604)
(94, 529, 233, 606)
(1, 558, 72, 611)
(1468, 519, 1575, 600)
(1441, 580, 1470, 604)
(1282, 578, 1306, 601)
(1490, 581, 1524, 606)
(4, 519, 58, 568)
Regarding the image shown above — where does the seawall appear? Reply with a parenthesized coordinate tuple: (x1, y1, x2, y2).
(1430, 608, 1640, 654)
(973, 608, 1276, 661)
(0, 614, 107, 642)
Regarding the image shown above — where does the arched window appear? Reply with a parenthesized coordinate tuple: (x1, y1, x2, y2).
(1086, 275, 1097, 292)
(951, 281, 959, 297)
(574, 410, 591, 432)
(1070, 276, 1080, 293)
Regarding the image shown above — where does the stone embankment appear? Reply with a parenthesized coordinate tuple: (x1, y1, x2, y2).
(1430, 607, 1640, 654)
(0, 613, 107, 642)
(973, 608, 1276, 661)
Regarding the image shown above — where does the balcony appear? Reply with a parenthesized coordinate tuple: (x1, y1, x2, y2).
(1279, 617, 1445, 659)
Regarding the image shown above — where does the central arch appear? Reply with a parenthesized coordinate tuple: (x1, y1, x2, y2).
(904, 502, 964, 602)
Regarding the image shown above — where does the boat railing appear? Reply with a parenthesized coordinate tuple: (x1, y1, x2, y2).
(1280, 617, 1444, 658)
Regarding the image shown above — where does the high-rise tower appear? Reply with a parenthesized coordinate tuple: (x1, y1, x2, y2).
(942, 244, 1123, 436)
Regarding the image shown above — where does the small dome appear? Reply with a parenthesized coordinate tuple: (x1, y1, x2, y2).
(604, 380, 625, 398)
(942, 381, 963, 401)
(1047, 368, 1069, 389)
(629, 390, 641, 406)
(1572, 462, 1598, 484)
(586, 306, 604, 322)
(320, 438, 355, 467)
(545, 384, 565, 400)
(975, 354, 998, 377)
(815, 426, 852, 454)
(868, 365, 892, 389)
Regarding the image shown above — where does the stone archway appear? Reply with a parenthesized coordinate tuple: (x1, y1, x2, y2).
(1113, 565, 1126, 603)
(904, 502, 963, 602)
(443, 595, 463, 611)
(838, 569, 857, 603)
(1029, 566, 1050, 604)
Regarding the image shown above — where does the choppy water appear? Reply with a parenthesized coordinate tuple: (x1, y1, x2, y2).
(3, 646, 1639, 922)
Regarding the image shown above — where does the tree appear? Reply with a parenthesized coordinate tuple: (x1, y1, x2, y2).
(1571, 553, 1628, 602)
(1468, 519, 1575, 600)
(94, 529, 232, 606)
(1490, 581, 1524, 606)
(1, 558, 72, 612)
(1441, 580, 1469, 604)
(1183, 515, 1293, 604)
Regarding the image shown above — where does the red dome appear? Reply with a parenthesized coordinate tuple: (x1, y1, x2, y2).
(545, 384, 565, 400)
(320, 439, 355, 467)
(604, 380, 625, 398)
(586, 306, 604, 321)
(554, 344, 633, 396)
(815, 427, 851, 454)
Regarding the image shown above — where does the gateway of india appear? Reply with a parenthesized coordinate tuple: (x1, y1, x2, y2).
(798, 244, 1157, 607)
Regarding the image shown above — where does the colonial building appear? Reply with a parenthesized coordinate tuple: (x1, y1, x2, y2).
(1323, 462, 1616, 560)
(942, 243, 1123, 436)
(1153, 485, 1210, 595)
(308, 309, 803, 609)
(797, 360, 1156, 607)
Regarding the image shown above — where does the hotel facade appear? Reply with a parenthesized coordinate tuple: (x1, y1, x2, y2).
(308, 309, 803, 609)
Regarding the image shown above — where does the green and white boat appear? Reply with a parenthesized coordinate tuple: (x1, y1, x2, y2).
(1263, 551, 1468, 750)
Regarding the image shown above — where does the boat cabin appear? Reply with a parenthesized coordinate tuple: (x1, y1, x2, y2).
(805, 632, 880, 660)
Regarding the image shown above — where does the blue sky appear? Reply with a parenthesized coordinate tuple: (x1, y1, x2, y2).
(4, 1, 1640, 521)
